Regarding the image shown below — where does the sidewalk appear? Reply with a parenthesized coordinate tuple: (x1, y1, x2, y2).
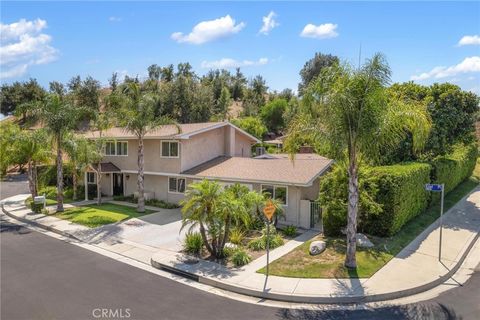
(2, 188, 480, 303)
(152, 186, 480, 303)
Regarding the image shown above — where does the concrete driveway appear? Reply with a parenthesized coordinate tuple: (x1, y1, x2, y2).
(74, 207, 188, 252)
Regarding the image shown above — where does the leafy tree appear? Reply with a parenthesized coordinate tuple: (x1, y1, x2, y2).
(115, 82, 177, 212)
(216, 86, 231, 120)
(109, 72, 119, 91)
(1, 79, 46, 121)
(243, 75, 268, 116)
(63, 133, 93, 201)
(298, 53, 339, 95)
(14, 129, 51, 199)
(232, 68, 247, 101)
(49, 81, 66, 96)
(231, 117, 267, 140)
(0, 121, 20, 176)
(68, 75, 101, 120)
(148, 64, 162, 81)
(37, 94, 81, 212)
(285, 54, 431, 268)
(261, 98, 288, 133)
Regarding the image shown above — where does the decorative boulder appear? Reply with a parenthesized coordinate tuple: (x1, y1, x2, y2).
(224, 242, 238, 249)
(356, 233, 374, 248)
(309, 240, 326, 255)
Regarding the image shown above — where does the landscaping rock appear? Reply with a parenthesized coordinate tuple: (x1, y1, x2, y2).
(309, 240, 326, 255)
(356, 233, 374, 248)
(224, 242, 238, 249)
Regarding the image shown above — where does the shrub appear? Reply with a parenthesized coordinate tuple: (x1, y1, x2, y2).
(229, 228, 245, 245)
(365, 163, 431, 236)
(38, 186, 57, 199)
(231, 249, 252, 267)
(145, 198, 180, 209)
(248, 237, 265, 251)
(183, 232, 203, 255)
(247, 234, 284, 251)
(431, 143, 477, 194)
(282, 225, 297, 237)
(261, 225, 277, 236)
(30, 201, 43, 214)
(267, 234, 285, 249)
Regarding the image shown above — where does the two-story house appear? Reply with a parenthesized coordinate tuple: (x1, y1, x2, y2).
(84, 121, 333, 229)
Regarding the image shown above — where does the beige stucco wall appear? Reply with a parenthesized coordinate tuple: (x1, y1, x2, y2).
(181, 127, 225, 171)
(300, 177, 320, 201)
(123, 173, 185, 203)
(234, 131, 252, 157)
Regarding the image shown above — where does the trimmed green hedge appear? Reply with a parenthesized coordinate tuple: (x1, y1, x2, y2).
(431, 143, 477, 194)
(364, 163, 431, 236)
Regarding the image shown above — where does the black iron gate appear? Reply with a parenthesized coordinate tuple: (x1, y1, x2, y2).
(310, 201, 322, 229)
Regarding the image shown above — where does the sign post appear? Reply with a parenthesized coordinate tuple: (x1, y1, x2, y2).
(263, 200, 276, 277)
(425, 183, 445, 261)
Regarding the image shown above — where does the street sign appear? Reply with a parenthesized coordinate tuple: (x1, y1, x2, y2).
(263, 200, 276, 222)
(425, 184, 443, 192)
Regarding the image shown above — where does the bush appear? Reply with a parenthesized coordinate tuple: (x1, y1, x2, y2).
(247, 234, 284, 251)
(30, 201, 43, 214)
(431, 143, 477, 194)
(38, 186, 57, 199)
(231, 249, 252, 267)
(267, 234, 285, 249)
(365, 163, 431, 236)
(248, 237, 265, 251)
(112, 195, 179, 209)
(183, 232, 203, 255)
(282, 225, 297, 237)
(229, 228, 245, 245)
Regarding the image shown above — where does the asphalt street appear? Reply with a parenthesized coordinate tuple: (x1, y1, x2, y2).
(1, 177, 478, 320)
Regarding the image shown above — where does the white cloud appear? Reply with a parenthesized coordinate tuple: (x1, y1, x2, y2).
(458, 35, 480, 46)
(109, 16, 122, 22)
(201, 57, 269, 69)
(300, 23, 338, 39)
(410, 56, 480, 81)
(171, 15, 245, 44)
(259, 11, 279, 35)
(0, 18, 58, 79)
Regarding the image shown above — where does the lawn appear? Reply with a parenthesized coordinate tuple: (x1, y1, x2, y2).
(55, 203, 154, 228)
(258, 165, 480, 279)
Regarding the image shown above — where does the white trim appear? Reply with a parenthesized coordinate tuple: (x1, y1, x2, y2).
(160, 140, 180, 158)
(167, 176, 186, 194)
(260, 184, 289, 207)
(227, 121, 261, 144)
(176, 122, 228, 139)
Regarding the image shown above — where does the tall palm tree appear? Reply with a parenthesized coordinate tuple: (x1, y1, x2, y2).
(115, 82, 177, 212)
(15, 129, 51, 200)
(37, 94, 80, 212)
(285, 54, 431, 268)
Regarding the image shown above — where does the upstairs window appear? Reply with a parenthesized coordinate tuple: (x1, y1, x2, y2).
(105, 141, 128, 156)
(261, 185, 288, 206)
(161, 141, 179, 158)
(169, 177, 186, 193)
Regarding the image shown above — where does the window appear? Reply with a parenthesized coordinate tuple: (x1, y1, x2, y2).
(116, 141, 128, 156)
(87, 172, 96, 184)
(169, 177, 186, 193)
(161, 141, 179, 158)
(261, 185, 288, 205)
(105, 141, 128, 156)
(105, 141, 116, 155)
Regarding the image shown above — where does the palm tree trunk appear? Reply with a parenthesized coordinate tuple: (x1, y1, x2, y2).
(220, 215, 231, 253)
(27, 160, 36, 199)
(199, 221, 213, 255)
(33, 161, 38, 197)
(72, 162, 77, 201)
(56, 136, 64, 212)
(137, 136, 145, 213)
(345, 151, 359, 269)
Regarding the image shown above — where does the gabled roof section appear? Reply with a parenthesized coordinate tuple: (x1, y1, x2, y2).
(182, 154, 333, 186)
(83, 121, 260, 143)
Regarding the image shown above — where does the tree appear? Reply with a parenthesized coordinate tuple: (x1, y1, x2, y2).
(14, 129, 51, 200)
(243, 75, 268, 116)
(231, 117, 267, 140)
(1, 79, 46, 121)
(216, 86, 231, 120)
(37, 94, 80, 212)
(109, 72, 119, 91)
(285, 54, 431, 268)
(261, 98, 288, 133)
(148, 64, 162, 81)
(232, 68, 247, 101)
(298, 53, 339, 95)
(115, 82, 177, 212)
(63, 133, 93, 201)
(0, 121, 21, 176)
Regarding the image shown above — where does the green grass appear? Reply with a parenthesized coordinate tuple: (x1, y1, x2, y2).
(55, 203, 154, 228)
(25, 196, 73, 207)
(258, 164, 480, 279)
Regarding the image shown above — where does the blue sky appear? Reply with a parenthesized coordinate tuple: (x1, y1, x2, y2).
(1, 1, 479, 93)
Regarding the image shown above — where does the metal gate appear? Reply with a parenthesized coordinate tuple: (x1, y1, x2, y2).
(310, 201, 322, 229)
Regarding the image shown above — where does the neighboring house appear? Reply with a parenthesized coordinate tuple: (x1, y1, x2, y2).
(83, 121, 333, 229)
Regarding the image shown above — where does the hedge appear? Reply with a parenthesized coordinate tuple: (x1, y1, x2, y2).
(430, 143, 477, 194)
(364, 163, 431, 236)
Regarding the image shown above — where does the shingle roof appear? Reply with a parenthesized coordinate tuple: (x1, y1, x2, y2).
(90, 162, 121, 172)
(182, 154, 333, 186)
(82, 121, 259, 143)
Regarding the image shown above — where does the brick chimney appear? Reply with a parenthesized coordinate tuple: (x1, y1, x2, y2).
(298, 146, 314, 154)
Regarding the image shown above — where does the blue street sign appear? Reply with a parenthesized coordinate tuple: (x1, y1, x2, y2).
(425, 184, 443, 192)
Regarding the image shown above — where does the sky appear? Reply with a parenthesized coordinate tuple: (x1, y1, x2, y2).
(1, 1, 480, 94)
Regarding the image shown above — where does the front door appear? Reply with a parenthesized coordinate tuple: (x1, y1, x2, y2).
(113, 173, 124, 196)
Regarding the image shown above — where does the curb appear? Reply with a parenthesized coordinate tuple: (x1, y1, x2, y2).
(152, 229, 479, 304)
(1, 204, 81, 242)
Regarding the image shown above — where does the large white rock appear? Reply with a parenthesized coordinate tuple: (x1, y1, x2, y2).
(356, 233, 374, 248)
(309, 240, 326, 255)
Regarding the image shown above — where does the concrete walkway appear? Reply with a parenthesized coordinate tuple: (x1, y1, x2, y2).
(2, 187, 480, 303)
